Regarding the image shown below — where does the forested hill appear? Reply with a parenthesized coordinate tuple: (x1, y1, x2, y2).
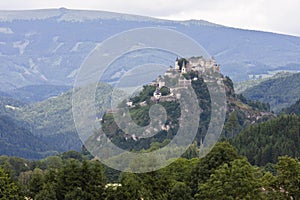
(282, 98, 300, 115)
(242, 72, 300, 112)
(94, 64, 273, 153)
(0, 83, 117, 159)
(0, 115, 56, 159)
(231, 114, 300, 166)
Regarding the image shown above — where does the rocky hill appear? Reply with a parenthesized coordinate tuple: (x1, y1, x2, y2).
(89, 57, 274, 153)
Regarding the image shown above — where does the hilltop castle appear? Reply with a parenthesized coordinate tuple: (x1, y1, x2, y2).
(151, 57, 221, 101)
(174, 56, 220, 74)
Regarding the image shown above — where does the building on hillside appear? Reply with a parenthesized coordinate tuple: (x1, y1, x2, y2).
(149, 57, 222, 102)
(174, 56, 220, 74)
(153, 88, 162, 100)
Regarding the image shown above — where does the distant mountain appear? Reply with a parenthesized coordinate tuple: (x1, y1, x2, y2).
(241, 72, 300, 112)
(234, 72, 293, 94)
(7, 84, 71, 103)
(0, 82, 124, 158)
(1, 8, 300, 91)
(282, 99, 300, 115)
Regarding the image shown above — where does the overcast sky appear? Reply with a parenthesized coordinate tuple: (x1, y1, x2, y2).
(1, 0, 299, 36)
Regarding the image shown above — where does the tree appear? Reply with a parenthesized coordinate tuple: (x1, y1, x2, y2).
(169, 182, 193, 200)
(28, 168, 45, 198)
(275, 156, 300, 199)
(161, 157, 198, 184)
(261, 172, 280, 199)
(224, 111, 240, 138)
(61, 151, 83, 161)
(79, 160, 106, 199)
(196, 158, 263, 200)
(139, 171, 171, 200)
(54, 159, 106, 200)
(0, 167, 22, 200)
(56, 159, 82, 199)
(182, 141, 200, 159)
(35, 183, 57, 200)
(117, 173, 142, 200)
(43, 156, 63, 169)
(189, 142, 240, 195)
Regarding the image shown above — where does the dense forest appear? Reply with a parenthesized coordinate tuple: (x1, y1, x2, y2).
(282, 98, 300, 115)
(0, 142, 299, 200)
(242, 72, 300, 112)
(232, 114, 300, 166)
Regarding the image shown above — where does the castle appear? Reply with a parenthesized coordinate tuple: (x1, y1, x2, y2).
(174, 56, 220, 74)
(125, 57, 222, 105)
(151, 57, 221, 101)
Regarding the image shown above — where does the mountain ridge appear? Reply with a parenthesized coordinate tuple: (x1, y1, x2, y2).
(0, 8, 222, 27)
(1, 8, 300, 91)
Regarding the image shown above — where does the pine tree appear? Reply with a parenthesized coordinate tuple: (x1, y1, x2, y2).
(224, 111, 240, 138)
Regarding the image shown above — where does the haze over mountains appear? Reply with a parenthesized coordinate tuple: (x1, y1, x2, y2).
(0, 8, 300, 159)
(1, 8, 300, 200)
(1, 8, 300, 92)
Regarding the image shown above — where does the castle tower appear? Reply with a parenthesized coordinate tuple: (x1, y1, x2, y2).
(181, 60, 187, 73)
(175, 57, 180, 70)
(157, 76, 165, 88)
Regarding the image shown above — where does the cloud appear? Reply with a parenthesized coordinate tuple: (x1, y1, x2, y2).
(0, 0, 299, 36)
(157, 0, 300, 36)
